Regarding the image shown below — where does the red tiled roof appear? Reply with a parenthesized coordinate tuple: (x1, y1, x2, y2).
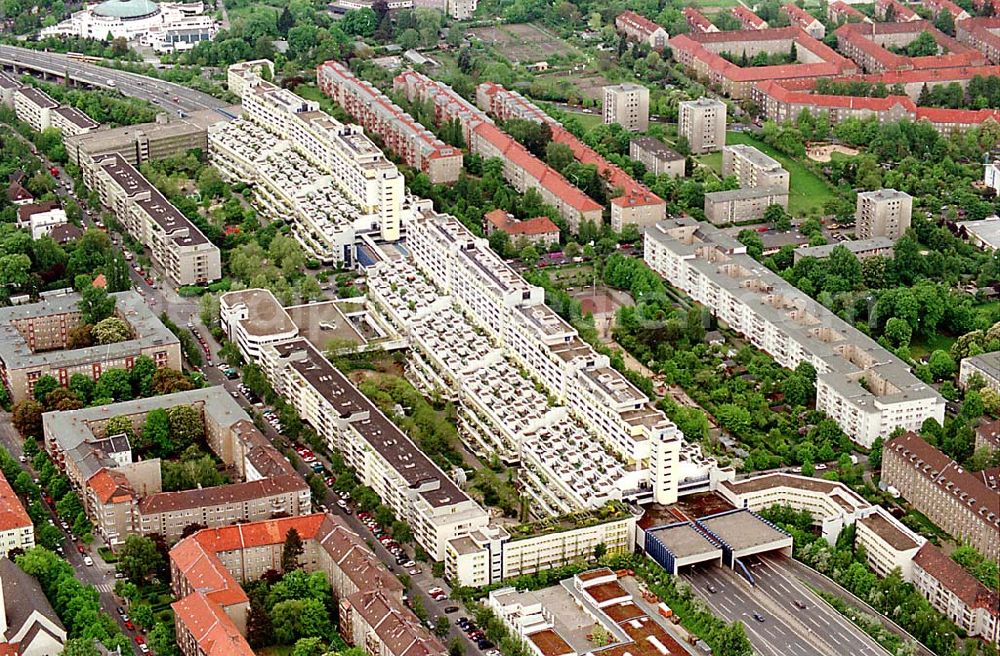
(615, 10, 665, 38)
(86, 468, 133, 504)
(829, 1, 869, 21)
(6, 182, 32, 203)
(924, 0, 968, 18)
(484, 209, 559, 236)
(669, 29, 857, 83)
(172, 593, 253, 656)
(0, 470, 32, 533)
(472, 122, 603, 213)
(732, 5, 768, 28)
(683, 7, 715, 32)
(913, 543, 1000, 614)
(783, 3, 821, 28)
(836, 21, 985, 71)
(878, 0, 919, 20)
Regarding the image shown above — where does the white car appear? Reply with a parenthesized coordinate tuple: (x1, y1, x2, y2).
(83, 556, 94, 566)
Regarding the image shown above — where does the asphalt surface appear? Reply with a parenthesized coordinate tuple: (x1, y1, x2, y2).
(0, 44, 228, 114)
(683, 554, 888, 656)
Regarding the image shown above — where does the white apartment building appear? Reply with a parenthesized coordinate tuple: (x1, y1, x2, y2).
(404, 207, 711, 506)
(718, 472, 870, 544)
(220, 289, 300, 362)
(678, 97, 727, 154)
(446, 511, 636, 588)
(261, 338, 491, 561)
(603, 83, 650, 132)
(40, 0, 217, 52)
(91, 154, 220, 286)
(14, 87, 59, 132)
(856, 189, 912, 241)
(985, 159, 1000, 194)
(911, 543, 999, 644)
(16, 201, 68, 240)
(220, 63, 404, 251)
(958, 350, 1000, 391)
(644, 217, 945, 448)
(855, 506, 925, 580)
(0, 470, 34, 558)
(722, 144, 790, 192)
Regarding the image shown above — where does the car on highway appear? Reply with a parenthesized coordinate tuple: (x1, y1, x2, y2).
(707, 584, 717, 594)
(793, 600, 808, 609)
(752, 612, 765, 622)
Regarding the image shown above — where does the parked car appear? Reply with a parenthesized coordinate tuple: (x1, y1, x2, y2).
(444, 606, 459, 614)
(83, 556, 94, 566)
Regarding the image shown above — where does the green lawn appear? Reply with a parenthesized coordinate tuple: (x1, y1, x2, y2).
(909, 333, 958, 360)
(724, 131, 837, 216)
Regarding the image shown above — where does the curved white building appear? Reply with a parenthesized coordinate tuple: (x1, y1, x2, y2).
(40, 0, 217, 52)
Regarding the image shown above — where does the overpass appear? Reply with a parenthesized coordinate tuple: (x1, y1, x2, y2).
(0, 45, 228, 115)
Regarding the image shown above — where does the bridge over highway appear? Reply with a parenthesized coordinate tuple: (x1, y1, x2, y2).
(0, 45, 229, 115)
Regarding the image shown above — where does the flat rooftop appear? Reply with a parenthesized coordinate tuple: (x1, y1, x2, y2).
(859, 511, 920, 552)
(648, 522, 721, 560)
(699, 510, 790, 553)
(286, 300, 367, 351)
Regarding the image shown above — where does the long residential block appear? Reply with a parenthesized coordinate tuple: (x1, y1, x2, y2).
(476, 82, 666, 231)
(317, 60, 463, 184)
(394, 70, 603, 232)
(0, 290, 181, 404)
(835, 21, 986, 74)
(704, 187, 789, 225)
(231, 63, 403, 244)
(91, 154, 221, 286)
(644, 217, 945, 448)
(882, 431, 999, 560)
(14, 85, 98, 136)
(911, 542, 999, 643)
(261, 337, 491, 561)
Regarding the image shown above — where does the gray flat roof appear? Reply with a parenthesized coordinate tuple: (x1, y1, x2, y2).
(0, 290, 179, 371)
(286, 300, 367, 351)
(963, 350, 1000, 376)
(794, 237, 894, 260)
(699, 510, 790, 553)
(704, 187, 788, 202)
(648, 522, 722, 560)
(725, 144, 784, 172)
(958, 216, 1000, 250)
(631, 136, 683, 162)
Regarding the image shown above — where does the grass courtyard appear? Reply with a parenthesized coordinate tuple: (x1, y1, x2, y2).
(697, 132, 838, 216)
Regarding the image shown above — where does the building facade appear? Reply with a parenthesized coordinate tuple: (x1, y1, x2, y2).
(722, 144, 790, 192)
(704, 187, 789, 225)
(615, 11, 668, 50)
(678, 98, 727, 154)
(603, 84, 650, 132)
(882, 432, 1000, 560)
(856, 188, 913, 240)
(0, 470, 34, 558)
(911, 543, 999, 643)
(959, 351, 1000, 391)
(630, 137, 685, 178)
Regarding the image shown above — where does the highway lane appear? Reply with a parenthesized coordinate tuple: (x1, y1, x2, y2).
(683, 556, 889, 656)
(0, 44, 228, 115)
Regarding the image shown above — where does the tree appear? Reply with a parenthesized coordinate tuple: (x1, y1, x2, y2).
(593, 542, 607, 560)
(12, 399, 44, 437)
(869, 436, 883, 470)
(0, 254, 31, 292)
(130, 603, 155, 630)
(63, 638, 102, 656)
(546, 141, 575, 173)
(69, 374, 95, 405)
(36, 522, 64, 550)
(118, 535, 163, 584)
(883, 317, 912, 349)
(270, 598, 331, 644)
(167, 405, 204, 452)
(399, 28, 419, 49)
(143, 408, 173, 457)
(96, 368, 133, 402)
(104, 252, 131, 293)
(282, 528, 304, 572)
(93, 317, 131, 344)
(33, 375, 60, 404)
(148, 622, 179, 656)
(928, 349, 956, 381)
(66, 323, 94, 349)
(434, 615, 450, 638)
(130, 355, 158, 398)
(76, 277, 116, 325)
(764, 204, 791, 231)
(520, 245, 540, 267)
(151, 368, 194, 395)
(341, 7, 377, 36)
(737, 230, 764, 260)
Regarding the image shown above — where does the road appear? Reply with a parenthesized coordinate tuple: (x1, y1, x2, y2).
(682, 554, 888, 656)
(0, 44, 228, 115)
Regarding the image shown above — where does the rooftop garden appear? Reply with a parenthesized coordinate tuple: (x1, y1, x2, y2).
(507, 500, 634, 541)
